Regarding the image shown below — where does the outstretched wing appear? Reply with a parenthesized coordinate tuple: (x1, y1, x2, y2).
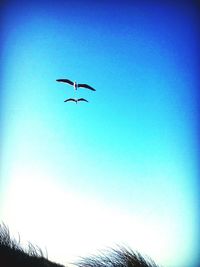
(56, 79, 74, 85)
(78, 98, 89, 102)
(64, 98, 76, 102)
(78, 83, 96, 91)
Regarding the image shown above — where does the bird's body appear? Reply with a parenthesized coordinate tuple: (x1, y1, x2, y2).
(64, 98, 89, 104)
(56, 78, 96, 91)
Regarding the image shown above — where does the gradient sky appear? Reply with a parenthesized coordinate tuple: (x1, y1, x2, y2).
(0, 1, 199, 267)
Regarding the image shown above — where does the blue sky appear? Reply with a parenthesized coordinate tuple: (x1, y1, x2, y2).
(0, 1, 199, 267)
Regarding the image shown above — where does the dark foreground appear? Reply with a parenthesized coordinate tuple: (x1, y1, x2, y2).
(0, 224, 159, 267)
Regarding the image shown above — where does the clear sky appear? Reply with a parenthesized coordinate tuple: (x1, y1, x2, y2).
(0, 1, 199, 267)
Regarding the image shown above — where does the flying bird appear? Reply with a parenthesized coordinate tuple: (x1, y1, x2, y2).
(56, 79, 96, 91)
(64, 98, 89, 104)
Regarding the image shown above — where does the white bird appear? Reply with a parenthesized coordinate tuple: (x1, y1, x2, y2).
(64, 98, 89, 104)
(56, 78, 96, 91)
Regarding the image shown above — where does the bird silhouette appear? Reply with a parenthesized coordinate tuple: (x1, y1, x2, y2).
(64, 98, 89, 104)
(56, 78, 96, 91)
